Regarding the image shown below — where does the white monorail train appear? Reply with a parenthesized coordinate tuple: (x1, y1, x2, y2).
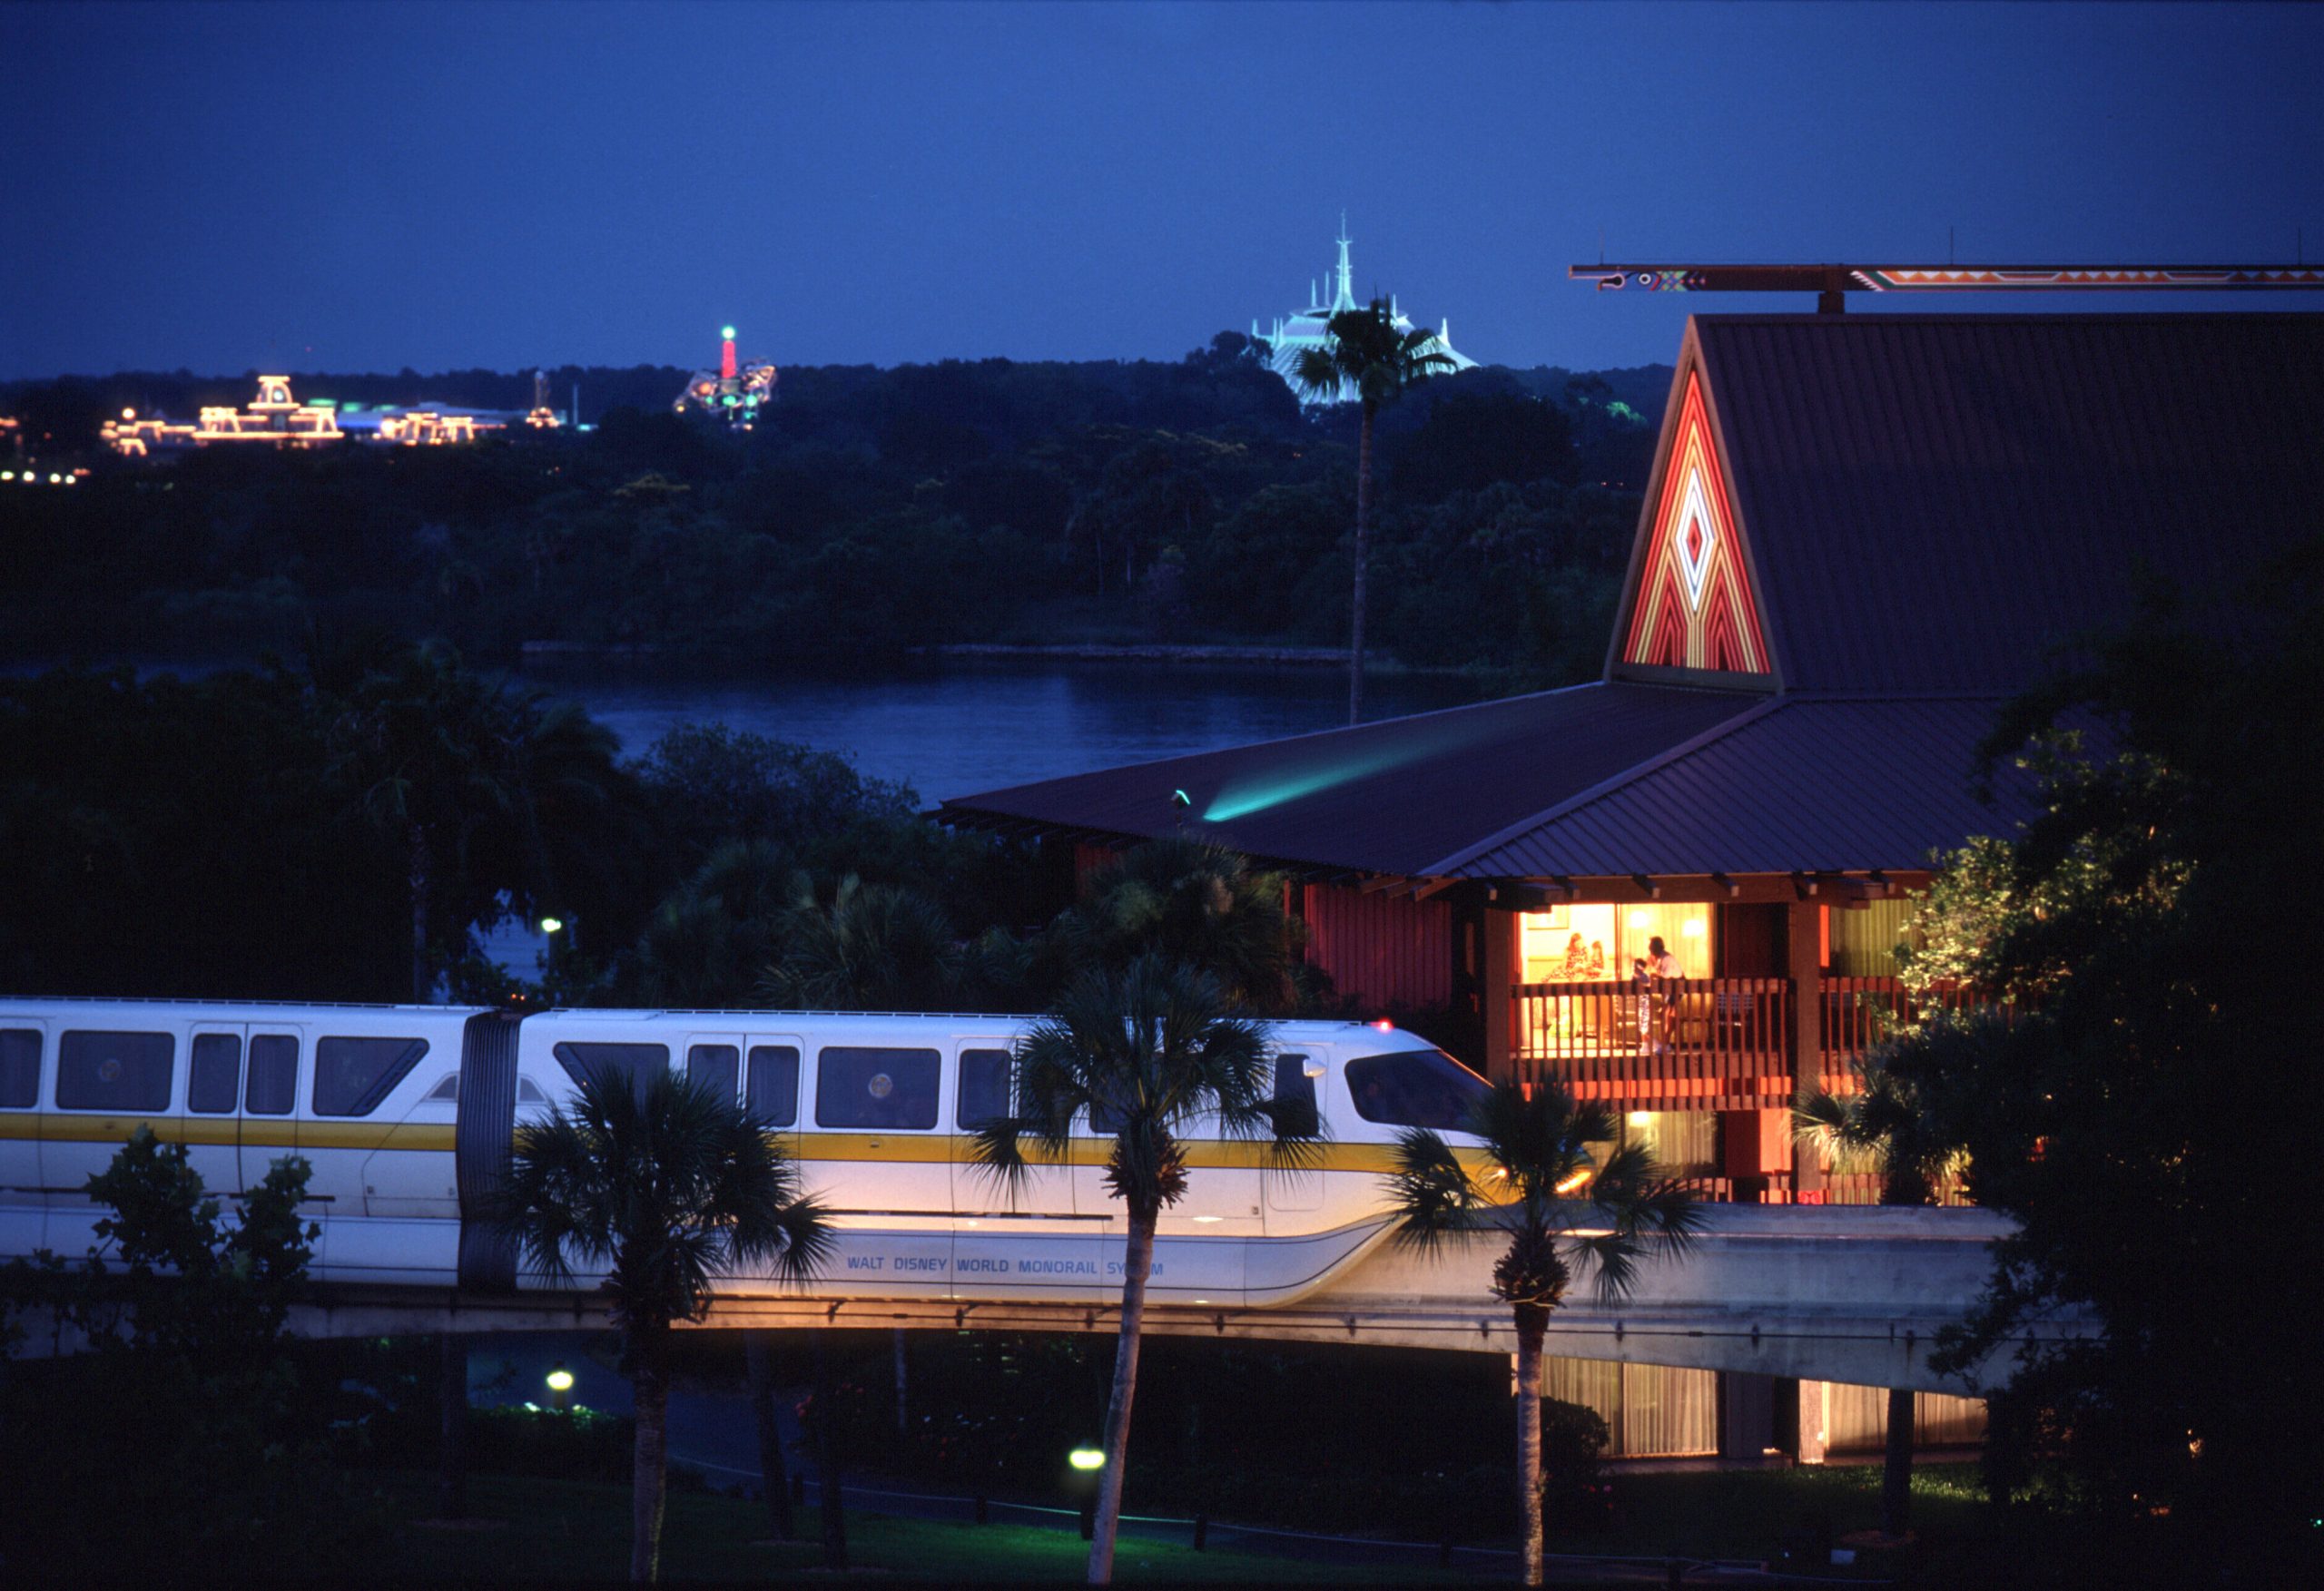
(0, 1000, 1491, 1307)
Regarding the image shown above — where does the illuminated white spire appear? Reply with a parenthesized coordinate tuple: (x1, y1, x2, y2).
(1332, 213, 1355, 311)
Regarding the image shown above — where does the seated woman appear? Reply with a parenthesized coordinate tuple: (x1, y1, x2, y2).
(1561, 931, 1591, 979)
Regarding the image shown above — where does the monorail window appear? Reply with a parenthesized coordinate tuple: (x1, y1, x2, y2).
(687, 1044, 740, 1104)
(551, 1042, 669, 1104)
(246, 1036, 297, 1115)
(1272, 1054, 1320, 1137)
(1345, 1048, 1488, 1131)
(56, 1031, 173, 1113)
(423, 1073, 460, 1103)
(747, 1046, 799, 1127)
(958, 1048, 1011, 1129)
(517, 1075, 547, 1105)
(315, 1036, 429, 1117)
(815, 1046, 939, 1131)
(0, 1029, 38, 1109)
(188, 1034, 242, 1115)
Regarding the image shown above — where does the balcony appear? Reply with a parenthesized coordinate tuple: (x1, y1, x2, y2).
(1510, 977, 1792, 1111)
(1818, 977, 2003, 1094)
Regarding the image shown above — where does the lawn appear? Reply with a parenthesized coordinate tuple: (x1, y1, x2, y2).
(1586, 1461, 1987, 1561)
(359, 1472, 1471, 1584)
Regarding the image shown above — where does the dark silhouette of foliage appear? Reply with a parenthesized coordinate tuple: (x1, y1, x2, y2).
(1842, 539, 2324, 1579)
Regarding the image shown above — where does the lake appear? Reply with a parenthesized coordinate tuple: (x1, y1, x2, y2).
(534, 661, 1479, 801)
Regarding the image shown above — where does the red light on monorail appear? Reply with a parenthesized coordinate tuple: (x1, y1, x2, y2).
(1372, 1018, 1394, 1032)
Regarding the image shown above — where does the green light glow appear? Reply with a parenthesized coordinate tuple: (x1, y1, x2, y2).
(1198, 709, 1509, 823)
(721, 325, 737, 340)
(1068, 1447, 1106, 1471)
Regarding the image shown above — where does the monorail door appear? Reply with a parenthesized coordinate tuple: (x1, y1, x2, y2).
(184, 1021, 250, 1195)
(239, 1025, 301, 1191)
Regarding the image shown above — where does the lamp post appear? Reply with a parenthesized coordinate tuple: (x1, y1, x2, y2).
(547, 1363, 574, 1415)
(1068, 1445, 1105, 1540)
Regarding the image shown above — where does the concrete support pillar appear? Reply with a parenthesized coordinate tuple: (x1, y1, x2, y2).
(1719, 1371, 1776, 1461)
(1774, 1377, 1829, 1466)
(1786, 902, 1826, 1201)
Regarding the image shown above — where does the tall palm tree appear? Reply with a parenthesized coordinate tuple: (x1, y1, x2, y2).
(1384, 1082, 1701, 1586)
(486, 1067, 832, 1583)
(968, 956, 1315, 1585)
(1289, 300, 1457, 725)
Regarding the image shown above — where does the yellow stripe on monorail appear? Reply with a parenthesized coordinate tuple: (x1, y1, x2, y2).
(3, 1119, 1469, 1181)
(5, 1116, 458, 1154)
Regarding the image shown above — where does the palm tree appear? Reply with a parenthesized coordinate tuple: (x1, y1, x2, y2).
(317, 636, 628, 1002)
(1289, 300, 1457, 724)
(758, 872, 961, 1010)
(968, 955, 1315, 1585)
(486, 1067, 832, 1583)
(1796, 1017, 1985, 1540)
(1384, 1082, 1701, 1586)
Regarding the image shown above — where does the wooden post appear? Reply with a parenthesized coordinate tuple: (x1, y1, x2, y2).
(438, 1333, 468, 1521)
(1482, 903, 1518, 1086)
(744, 1330, 795, 1541)
(1786, 903, 1826, 1200)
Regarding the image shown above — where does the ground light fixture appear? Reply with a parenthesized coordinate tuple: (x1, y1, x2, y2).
(547, 1363, 575, 1412)
(1068, 1446, 1105, 1471)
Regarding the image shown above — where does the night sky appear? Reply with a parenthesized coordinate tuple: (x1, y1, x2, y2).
(5, 1, 2320, 380)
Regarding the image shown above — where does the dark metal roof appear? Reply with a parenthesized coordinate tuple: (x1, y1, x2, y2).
(938, 682, 1759, 878)
(1441, 694, 2043, 879)
(1691, 312, 2324, 692)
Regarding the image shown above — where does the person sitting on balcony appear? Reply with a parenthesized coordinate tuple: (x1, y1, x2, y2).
(1562, 932, 1591, 979)
(1587, 939, 1607, 978)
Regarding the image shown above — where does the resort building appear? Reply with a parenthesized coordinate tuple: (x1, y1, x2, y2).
(941, 309, 2323, 1459)
(1254, 222, 1476, 403)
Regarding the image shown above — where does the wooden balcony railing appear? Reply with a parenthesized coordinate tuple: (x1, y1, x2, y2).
(1511, 977, 1791, 1111)
(1818, 977, 2013, 1094)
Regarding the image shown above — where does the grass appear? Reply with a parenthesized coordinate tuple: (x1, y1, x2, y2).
(359, 1472, 1470, 1584)
(1581, 1461, 1988, 1560)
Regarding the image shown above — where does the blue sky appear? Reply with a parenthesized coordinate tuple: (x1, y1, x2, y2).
(5, 1, 2319, 378)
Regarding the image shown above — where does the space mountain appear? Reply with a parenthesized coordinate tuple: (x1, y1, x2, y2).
(1253, 223, 1477, 404)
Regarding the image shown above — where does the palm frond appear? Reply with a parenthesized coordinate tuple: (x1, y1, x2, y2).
(1384, 1127, 1478, 1254)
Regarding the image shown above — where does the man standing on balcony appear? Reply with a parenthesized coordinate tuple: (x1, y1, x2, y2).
(1646, 936, 1683, 1049)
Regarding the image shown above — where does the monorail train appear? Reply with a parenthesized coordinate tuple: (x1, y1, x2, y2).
(0, 999, 1491, 1307)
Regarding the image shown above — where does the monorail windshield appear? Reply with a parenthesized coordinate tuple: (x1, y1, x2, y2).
(1344, 1047, 1489, 1132)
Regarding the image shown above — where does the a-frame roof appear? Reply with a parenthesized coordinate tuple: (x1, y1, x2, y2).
(1635, 311, 2324, 693)
(942, 310, 2321, 881)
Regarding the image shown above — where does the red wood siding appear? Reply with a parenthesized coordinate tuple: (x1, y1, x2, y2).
(1071, 843, 1119, 897)
(1302, 884, 1452, 1008)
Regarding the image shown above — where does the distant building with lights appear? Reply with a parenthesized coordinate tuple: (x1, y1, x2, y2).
(104, 377, 344, 455)
(1254, 223, 1476, 405)
(102, 376, 529, 456)
(675, 326, 778, 429)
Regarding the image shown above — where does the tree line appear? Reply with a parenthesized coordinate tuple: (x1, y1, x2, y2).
(2, 338, 1659, 688)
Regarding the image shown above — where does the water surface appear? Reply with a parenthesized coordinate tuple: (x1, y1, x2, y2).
(539, 662, 1477, 801)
